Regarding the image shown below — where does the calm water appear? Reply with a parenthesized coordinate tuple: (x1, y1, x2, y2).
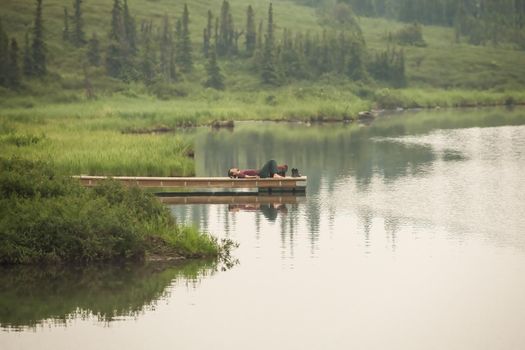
(2, 108, 525, 350)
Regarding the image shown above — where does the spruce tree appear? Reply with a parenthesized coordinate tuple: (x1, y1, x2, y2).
(123, 0, 137, 54)
(218, 0, 233, 56)
(31, 0, 47, 77)
(160, 16, 176, 82)
(347, 41, 367, 81)
(245, 5, 256, 56)
(279, 28, 304, 80)
(229, 13, 238, 55)
(214, 18, 219, 51)
(72, 0, 86, 46)
(63, 7, 70, 42)
(261, 3, 279, 85)
(177, 4, 193, 73)
(87, 33, 101, 66)
(203, 28, 210, 59)
(253, 20, 264, 67)
(174, 19, 183, 69)
(204, 48, 224, 90)
(140, 28, 156, 85)
(23, 31, 32, 77)
(0, 19, 8, 86)
(7, 38, 21, 88)
(203, 10, 213, 58)
(107, 0, 125, 78)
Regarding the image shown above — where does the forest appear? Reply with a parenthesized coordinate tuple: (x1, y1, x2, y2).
(0, 0, 524, 114)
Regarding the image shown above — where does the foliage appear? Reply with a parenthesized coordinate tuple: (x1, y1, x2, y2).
(176, 4, 194, 73)
(72, 0, 86, 47)
(245, 5, 257, 56)
(389, 22, 426, 46)
(0, 19, 8, 86)
(261, 3, 280, 85)
(204, 49, 225, 90)
(368, 46, 406, 87)
(87, 33, 101, 67)
(0, 158, 222, 265)
(31, 0, 46, 77)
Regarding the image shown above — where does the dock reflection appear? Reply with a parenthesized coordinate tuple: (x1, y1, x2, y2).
(158, 193, 305, 206)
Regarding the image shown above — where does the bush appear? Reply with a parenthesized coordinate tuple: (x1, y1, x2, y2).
(390, 23, 426, 47)
(373, 88, 407, 109)
(0, 158, 221, 264)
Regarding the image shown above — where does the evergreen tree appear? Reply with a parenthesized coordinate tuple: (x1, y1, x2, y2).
(31, 0, 47, 77)
(86, 33, 101, 66)
(0, 19, 8, 86)
(368, 46, 406, 86)
(218, 0, 235, 56)
(63, 7, 70, 42)
(347, 41, 367, 81)
(174, 19, 183, 69)
(318, 30, 333, 74)
(106, 0, 137, 79)
(253, 20, 264, 67)
(7, 38, 21, 88)
(160, 16, 176, 82)
(140, 29, 156, 85)
(203, 10, 213, 58)
(203, 28, 210, 59)
(123, 0, 137, 54)
(278, 28, 305, 80)
(23, 31, 32, 77)
(204, 48, 224, 89)
(261, 3, 279, 85)
(179, 4, 193, 73)
(107, 0, 124, 78)
(245, 5, 256, 56)
(214, 18, 219, 51)
(72, 0, 86, 46)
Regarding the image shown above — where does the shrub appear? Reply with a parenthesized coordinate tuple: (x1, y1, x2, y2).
(389, 23, 426, 47)
(0, 158, 221, 264)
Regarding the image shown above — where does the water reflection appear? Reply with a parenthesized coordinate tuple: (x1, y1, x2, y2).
(175, 107, 525, 254)
(0, 260, 218, 330)
(228, 203, 288, 222)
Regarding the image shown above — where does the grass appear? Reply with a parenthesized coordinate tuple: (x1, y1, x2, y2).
(0, 157, 227, 264)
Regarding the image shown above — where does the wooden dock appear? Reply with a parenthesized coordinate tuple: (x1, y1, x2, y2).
(75, 175, 307, 193)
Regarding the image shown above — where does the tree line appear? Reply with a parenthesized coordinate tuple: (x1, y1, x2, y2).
(334, 0, 525, 46)
(0, 0, 407, 92)
(0, 0, 46, 89)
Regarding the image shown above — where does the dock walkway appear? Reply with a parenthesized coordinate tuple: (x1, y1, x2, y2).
(75, 175, 307, 193)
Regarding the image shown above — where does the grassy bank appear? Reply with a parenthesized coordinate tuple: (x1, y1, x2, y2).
(0, 157, 227, 265)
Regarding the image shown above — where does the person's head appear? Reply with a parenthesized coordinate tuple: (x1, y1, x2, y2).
(228, 168, 240, 178)
(277, 164, 288, 176)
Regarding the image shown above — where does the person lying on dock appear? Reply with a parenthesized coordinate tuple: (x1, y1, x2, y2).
(228, 160, 287, 179)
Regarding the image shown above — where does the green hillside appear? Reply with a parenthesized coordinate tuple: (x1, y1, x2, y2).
(1, 0, 525, 118)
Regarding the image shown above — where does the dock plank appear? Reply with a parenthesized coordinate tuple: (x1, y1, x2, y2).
(74, 175, 307, 192)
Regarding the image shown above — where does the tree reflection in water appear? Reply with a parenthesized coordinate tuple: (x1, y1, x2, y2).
(0, 259, 227, 330)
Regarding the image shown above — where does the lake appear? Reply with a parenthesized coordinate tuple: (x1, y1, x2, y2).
(2, 107, 525, 349)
